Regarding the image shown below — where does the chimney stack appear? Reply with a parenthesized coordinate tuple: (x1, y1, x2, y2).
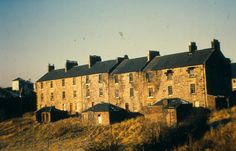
(189, 42, 197, 53)
(65, 60, 78, 72)
(48, 64, 55, 72)
(211, 39, 220, 50)
(147, 50, 160, 62)
(116, 55, 129, 64)
(89, 55, 101, 68)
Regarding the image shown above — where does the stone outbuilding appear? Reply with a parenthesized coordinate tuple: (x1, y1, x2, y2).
(36, 106, 68, 123)
(81, 103, 130, 125)
(232, 63, 236, 92)
(144, 98, 192, 127)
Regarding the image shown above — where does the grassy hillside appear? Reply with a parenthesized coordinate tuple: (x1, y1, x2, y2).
(0, 107, 236, 151)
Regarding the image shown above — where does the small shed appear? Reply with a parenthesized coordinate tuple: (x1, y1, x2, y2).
(36, 106, 68, 123)
(82, 103, 129, 125)
(144, 98, 192, 127)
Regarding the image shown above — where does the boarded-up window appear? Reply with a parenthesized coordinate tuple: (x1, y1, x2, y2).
(129, 73, 133, 82)
(62, 91, 66, 99)
(148, 88, 153, 97)
(62, 79, 65, 86)
(41, 93, 44, 101)
(73, 77, 76, 85)
(50, 81, 53, 88)
(50, 92, 53, 101)
(115, 89, 119, 98)
(86, 85, 90, 97)
(41, 82, 43, 89)
(130, 88, 134, 97)
(99, 88, 103, 96)
(146, 73, 152, 83)
(73, 90, 77, 98)
(125, 103, 129, 111)
(86, 75, 89, 84)
(98, 74, 102, 83)
(190, 84, 195, 94)
(168, 86, 173, 95)
(114, 75, 119, 83)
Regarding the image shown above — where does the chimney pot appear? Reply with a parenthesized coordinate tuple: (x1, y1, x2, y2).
(65, 60, 78, 72)
(211, 39, 220, 50)
(48, 64, 55, 72)
(189, 42, 197, 53)
(147, 50, 160, 62)
(89, 55, 101, 68)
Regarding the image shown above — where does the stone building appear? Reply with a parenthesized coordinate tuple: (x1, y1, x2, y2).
(232, 63, 236, 91)
(143, 98, 192, 127)
(81, 103, 129, 125)
(36, 39, 232, 113)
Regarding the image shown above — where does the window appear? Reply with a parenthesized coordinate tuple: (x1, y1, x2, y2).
(62, 91, 66, 99)
(148, 88, 153, 97)
(62, 79, 65, 87)
(50, 92, 54, 101)
(114, 75, 118, 83)
(69, 103, 73, 113)
(190, 84, 196, 94)
(129, 73, 133, 83)
(99, 88, 103, 97)
(75, 103, 79, 112)
(62, 104, 66, 111)
(166, 70, 173, 80)
(189, 68, 194, 78)
(73, 90, 77, 98)
(86, 75, 89, 84)
(125, 103, 129, 111)
(168, 86, 173, 95)
(41, 93, 44, 101)
(41, 82, 43, 89)
(115, 89, 119, 98)
(233, 80, 236, 83)
(73, 77, 76, 85)
(50, 81, 53, 88)
(130, 88, 134, 97)
(86, 85, 90, 97)
(146, 73, 152, 83)
(98, 74, 102, 83)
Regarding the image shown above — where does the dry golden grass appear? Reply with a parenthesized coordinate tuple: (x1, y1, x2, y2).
(1, 107, 236, 151)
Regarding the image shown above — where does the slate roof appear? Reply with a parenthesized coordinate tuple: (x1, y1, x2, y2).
(83, 103, 126, 112)
(83, 60, 118, 75)
(12, 77, 25, 81)
(144, 48, 215, 71)
(37, 65, 89, 82)
(232, 63, 236, 78)
(111, 57, 147, 74)
(37, 59, 119, 82)
(153, 98, 191, 108)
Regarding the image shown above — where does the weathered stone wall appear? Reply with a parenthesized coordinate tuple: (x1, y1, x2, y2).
(36, 76, 83, 113)
(232, 78, 236, 91)
(81, 73, 110, 110)
(142, 65, 207, 108)
(82, 111, 110, 125)
(109, 72, 143, 112)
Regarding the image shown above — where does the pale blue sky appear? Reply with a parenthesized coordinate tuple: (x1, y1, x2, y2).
(0, 0, 236, 87)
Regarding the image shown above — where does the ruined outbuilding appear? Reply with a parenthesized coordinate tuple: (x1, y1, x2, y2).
(81, 103, 130, 125)
(36, 106, 68, 123)
(143, 98, 192, 127)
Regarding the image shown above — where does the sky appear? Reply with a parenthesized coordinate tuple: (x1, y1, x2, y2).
(0, 0, 236, 87)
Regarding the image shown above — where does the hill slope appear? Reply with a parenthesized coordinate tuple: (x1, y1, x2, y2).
(0, 107, 236, 151)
